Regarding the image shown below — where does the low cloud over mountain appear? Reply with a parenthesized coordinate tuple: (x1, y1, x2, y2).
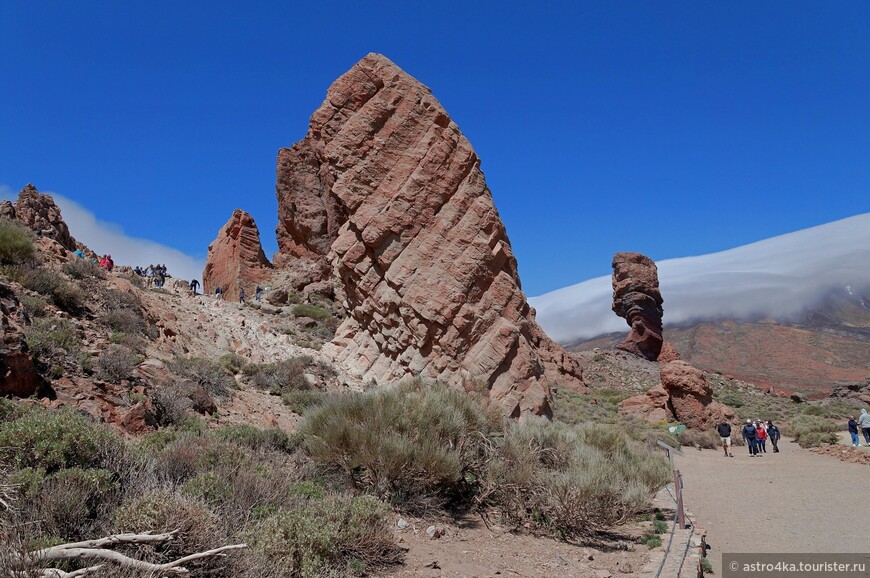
(530, 213, 870, 344)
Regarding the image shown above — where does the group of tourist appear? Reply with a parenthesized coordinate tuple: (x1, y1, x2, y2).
(211, 285, 264, 303)
(130, 264, 169, 288)
(847, 409, 870, 447)
(716, 419, 781, 458)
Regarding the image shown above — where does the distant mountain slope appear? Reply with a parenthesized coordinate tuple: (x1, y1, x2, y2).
(566, 287, 870, 396)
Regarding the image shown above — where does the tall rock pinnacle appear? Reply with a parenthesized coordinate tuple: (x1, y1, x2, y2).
(203, 209, 272, 301)
(611, 252, 664, 361)
(277, 53, 584, 416)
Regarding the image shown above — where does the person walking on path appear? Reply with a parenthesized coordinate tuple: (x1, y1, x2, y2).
(239, 288, 245, 303)
(766, 421, 781, 453)
(215, 286, 223, 300)
(743, 420, 759, 457)
(756, 422, 768, 453)
(717, 421, 734, 457)
(858, 409, 870, 446)
(255, 285, 262, 302)
(848, 416, 860, 447)
(189, 279, 200, 296)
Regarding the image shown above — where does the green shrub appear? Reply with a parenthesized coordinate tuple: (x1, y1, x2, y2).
(19, 294, 49, 317)
(181, 471, 233, 505)
(643, 534, 662, 549)
(483, 420, 671, 539)
(652, 518, 668, 534)
(109, 331, 148, 354)
(302, 381, 497, 510)
(719, 393, 744, 408)
(33, 467, 118, 540)
(0, 407, 122, 474)
(19, 267, 85, 312)
(802, 405, 827, 416)
(788, 415, 839, 448)
(210, 424, 290, 452)
(101, 308, 147, 335)
(677, 429, 720, 450)
(96, 345, 138, 382)
(282, 389, 326, 414)
(292, 303, 332, 320)
(62, 259, 106, 280)
(246, 495, 401, 577)
(0, 218, 35, 265)
(219, 353, 247, 374)
(168, 357, 237, 399)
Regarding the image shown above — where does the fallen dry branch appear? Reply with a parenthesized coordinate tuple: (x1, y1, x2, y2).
(15, 530, 247, 577)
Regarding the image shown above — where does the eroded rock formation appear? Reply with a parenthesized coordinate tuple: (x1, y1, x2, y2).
(0, 283, 49, 397)
(272, 53, 584, 416)
(659, 360, 735, 430)
(612, 252, 664, 361)
(203, 209, 273, 301)
(4, 184, 78, 251)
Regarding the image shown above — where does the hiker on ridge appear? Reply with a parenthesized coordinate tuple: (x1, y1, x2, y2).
(255, 285, 262, 302)
(189, 279, 200, 296)
(717, 420, 734, 457)
(239, 287, 245, 303)
(858, 409, 870, 446)
(742, 420, 759, 457)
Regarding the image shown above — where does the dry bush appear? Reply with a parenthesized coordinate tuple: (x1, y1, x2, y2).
(30, 467, 119, 541)
(18, 266, 85, 312)
(63, 258, 106, 280)
(102, 308, 147, 335)
(210, 424, 291, 453)
(482, 419, 671, 539)
(18, 294, 49, 317)
(302, 381, 499, 511)
(150, 387, 190, 428)
(0, 218, 35, 265)
(96, 345, 139, 382)
(677, 429, 720, 449)
(244, 356, 312, 393)
(168, 357, 236, 399)
(788, 415, 839, 448)
(244, 494, 402, 577)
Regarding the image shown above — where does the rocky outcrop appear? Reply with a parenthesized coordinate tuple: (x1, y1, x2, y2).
(0, 283, 50, 397)
(6, 184, 78, 251)
(203, 209, 273, 301)
(660, 361, 735, 430)
(275, 53, 583, 416)
(618, 384, 673, 423)
(612, 252, 664, 361)
(830, 377, 870, 405)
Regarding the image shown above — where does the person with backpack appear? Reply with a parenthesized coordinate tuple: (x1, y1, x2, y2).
(189, 279, 200, 296)
(742, 420, 759, 457)
(848, 415, 860, 447)
(766, 421, 781, 453)
(756, 421, 768, 453)
(717, 421, 734, 457)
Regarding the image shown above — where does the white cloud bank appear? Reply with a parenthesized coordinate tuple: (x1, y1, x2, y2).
(1, 185, 206, 283)
(529, 213, 870, 344)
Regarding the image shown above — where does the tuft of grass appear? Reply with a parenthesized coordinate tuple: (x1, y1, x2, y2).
(291, 303, 332, 320)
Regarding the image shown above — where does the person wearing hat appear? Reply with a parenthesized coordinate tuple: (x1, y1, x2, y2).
(742, 419, 759, 457)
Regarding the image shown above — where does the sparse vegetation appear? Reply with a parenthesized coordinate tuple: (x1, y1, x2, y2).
(62, 258, 106, 280)
(788, 415, 839, 448)
(24, 317, 82, 369)
(19, 293, 49, 317)
(244, 356, 313, 393)
(292, 303, 332, 320)
(17, 265, 86, 312)
(96, 345, 139, 382)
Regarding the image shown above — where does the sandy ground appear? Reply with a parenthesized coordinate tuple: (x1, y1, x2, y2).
(676, 438, 870, 576)
(381, 515, 651, 577)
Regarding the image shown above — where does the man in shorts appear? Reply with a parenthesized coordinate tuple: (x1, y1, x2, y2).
(717, 420, 734, 457)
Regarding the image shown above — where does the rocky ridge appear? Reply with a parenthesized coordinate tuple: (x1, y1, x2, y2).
(203, 209, 273, 301)
(611, 252, 664, 361)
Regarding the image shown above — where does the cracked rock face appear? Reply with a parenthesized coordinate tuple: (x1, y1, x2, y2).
(612, 252, 664, 361)
(276, 53, 584, 416)
(203, 209, 273, 301)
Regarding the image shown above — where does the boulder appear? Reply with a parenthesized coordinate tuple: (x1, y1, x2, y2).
(274, 53, 584, 416)
(660, 360, 735, 430)
(611, 253, 664, 361)
(203, 209, 273, 302)
(0, 283, 50, 397)
(618, 384, 672, 423)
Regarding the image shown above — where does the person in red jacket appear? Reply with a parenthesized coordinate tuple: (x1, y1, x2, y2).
(755, 422, 768, 453)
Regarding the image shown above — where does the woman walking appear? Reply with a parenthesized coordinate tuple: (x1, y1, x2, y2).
(756, 421, 768, 453)
(767, 421, 781, 453)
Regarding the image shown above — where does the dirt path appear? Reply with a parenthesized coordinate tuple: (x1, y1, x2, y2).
(676, 438, 870, 575)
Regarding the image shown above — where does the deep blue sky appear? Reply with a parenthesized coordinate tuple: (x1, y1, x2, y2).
(2, 2, 868, 296)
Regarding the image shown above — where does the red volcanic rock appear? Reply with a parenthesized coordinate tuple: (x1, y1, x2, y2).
(658, 341, 682, 363)
(277, 53, 584, 416)
(660, 360, 735, 430)
(0, 283, 49, 397)
(612, 252, 664, 361)
(618, 384, 672, 423)
(7, 184, 78, 252)
(203, 209, 273, 301)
